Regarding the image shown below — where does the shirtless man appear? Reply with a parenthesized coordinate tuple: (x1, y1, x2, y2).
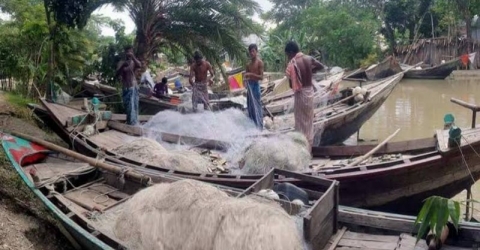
(116, 45, 142, 125)
(189, 51, 215, 112)
(245, 44, 264, 129)
(284, 41, 326, 150)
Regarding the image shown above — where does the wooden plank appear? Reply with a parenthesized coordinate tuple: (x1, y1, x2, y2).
(111, 113, 152, 122)
(237, 169, 274, 197)
(276, 169, 335, 188)
(312, 138, 436, 157)
(343, 232, 400, 242)
(337, 239, 398, 250)
(328, 227, 347, 250)
(305, 183, 336, 243)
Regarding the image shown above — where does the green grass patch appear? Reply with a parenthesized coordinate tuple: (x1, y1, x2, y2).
(5, 92, 37, 108)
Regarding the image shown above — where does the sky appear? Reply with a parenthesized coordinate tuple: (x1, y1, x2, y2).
(95, 0, 273, 37)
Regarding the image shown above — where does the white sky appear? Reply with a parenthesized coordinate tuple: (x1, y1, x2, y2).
(94, 0, 273, 36)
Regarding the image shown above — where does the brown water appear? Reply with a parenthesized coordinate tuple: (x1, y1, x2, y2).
(356, 78, 480, 219)
(359, 78, 480, 142)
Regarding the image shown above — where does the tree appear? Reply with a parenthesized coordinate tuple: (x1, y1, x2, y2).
(113, 0, 262, 70)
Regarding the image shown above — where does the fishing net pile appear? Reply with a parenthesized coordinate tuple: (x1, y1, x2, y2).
(143, 109, 261, 142)
(97, 179, 304, 250)
(111, 137, 210, 173)
(239, 132, 311, 174)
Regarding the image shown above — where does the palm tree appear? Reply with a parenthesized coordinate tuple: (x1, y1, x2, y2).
(113, 0, 262, 68)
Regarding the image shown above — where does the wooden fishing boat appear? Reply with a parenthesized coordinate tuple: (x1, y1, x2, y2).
(345, 56, 403, 81)
(81, 81, 181, 115)
(34, 93, 480, 214)
(262, 71, 345, 115)
(272, 71, 404, 146)
(400, 58, 460, 79)
(0, 131, 340, 250)
(4, 132, 478, 249)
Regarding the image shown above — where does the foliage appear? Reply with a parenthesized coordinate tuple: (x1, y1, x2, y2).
(44, 0, 115, 29)
(117, 0, 262, 83)
(92, 19, 134, 86)
(301, 2, 380, 68)
(414, 196, 460, 242)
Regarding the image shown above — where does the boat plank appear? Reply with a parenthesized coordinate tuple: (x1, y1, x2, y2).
(64, 185, 120, 211)
(337, 239, 398, 249)
(24, 162, 92, 181)
(437, 127, 480, 153)
(343, 231, 399, 242)
(43, 101, 87, 127)
(88, 130, 136, 151)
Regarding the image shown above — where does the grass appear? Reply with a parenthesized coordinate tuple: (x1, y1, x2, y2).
(5, 92, 37, 121)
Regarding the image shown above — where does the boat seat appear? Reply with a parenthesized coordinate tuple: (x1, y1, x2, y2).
(64, 183, 129, 211)
(24, 162, 93, 182)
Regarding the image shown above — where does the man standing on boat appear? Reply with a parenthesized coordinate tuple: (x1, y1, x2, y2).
(285, 41, 326, 150)
(245, 44, 264, 130)
(189, 51, 215, 112)
(116, 45, 142, 125)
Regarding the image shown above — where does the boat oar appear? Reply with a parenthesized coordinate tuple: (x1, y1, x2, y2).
(343, 128, 401, 168)
(9, 131, 152, 186)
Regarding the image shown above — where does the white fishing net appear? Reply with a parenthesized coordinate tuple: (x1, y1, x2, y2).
(138, 109, 317, 172)
(111, 137, 211, 173)
(95, 179, 306, 250)
(238, 132, 311, 174)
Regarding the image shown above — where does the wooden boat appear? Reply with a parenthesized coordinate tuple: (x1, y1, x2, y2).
(0, 131, 339, 250)
(345, 56, 403, 81)
(400, 58, 460, 79)
(262, 71, 345, 115)
(272, 71, 404, 146)
(4, 132, 478, 249)
(34, 94, 480, 215)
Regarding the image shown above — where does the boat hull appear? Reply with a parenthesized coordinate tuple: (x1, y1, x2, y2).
(36, 98, 480, 215)
(317, 76, 397, 145)
(402, 58, 460, 79)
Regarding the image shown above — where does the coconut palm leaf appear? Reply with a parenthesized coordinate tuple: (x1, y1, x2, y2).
(119, 0, 261, 82)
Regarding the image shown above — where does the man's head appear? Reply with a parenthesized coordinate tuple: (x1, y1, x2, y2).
(284, 41, 300, 60)
(124, 45, 134, 58)
(248, 44, 258, 60)
(161, 77, 168, 84)
(193, 51, 203, 65)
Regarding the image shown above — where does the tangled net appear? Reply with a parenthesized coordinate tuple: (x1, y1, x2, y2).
(96, 180, 304, 250)
(111, 138, 210, 173)
(240, 132, 311, 174)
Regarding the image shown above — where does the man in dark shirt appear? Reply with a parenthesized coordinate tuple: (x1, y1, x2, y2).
(116, 45, 141, 125)
(153, 77, 169, 98)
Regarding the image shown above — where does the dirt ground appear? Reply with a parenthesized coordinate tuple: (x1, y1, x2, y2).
(0, 91, 73, 250)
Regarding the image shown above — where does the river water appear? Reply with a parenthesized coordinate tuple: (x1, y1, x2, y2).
(349, 77, 480, 219)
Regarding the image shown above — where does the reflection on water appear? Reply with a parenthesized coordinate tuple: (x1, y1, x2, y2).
(357, 78, 480, 219)
(359, 79, 480, 142)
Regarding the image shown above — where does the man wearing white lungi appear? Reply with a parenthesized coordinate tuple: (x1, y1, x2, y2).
(285, 41, 326, 151)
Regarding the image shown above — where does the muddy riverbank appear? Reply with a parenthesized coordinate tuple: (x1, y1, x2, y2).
(0, 91, 72, 250)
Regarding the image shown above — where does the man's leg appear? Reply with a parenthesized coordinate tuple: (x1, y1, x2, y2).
(252, 82, 263, 129)
(192, 85, 198, 113)
(133, 87, 139, 125)
(122, 88, 133, 125)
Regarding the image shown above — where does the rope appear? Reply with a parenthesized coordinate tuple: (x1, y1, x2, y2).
(455, 139, 476, 184)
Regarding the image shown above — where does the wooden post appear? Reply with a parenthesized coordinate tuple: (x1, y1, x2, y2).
(450, 98, 480, 129)
(466, 186, 472, 221)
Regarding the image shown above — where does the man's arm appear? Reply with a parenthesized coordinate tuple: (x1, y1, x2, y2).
(115, 60, 126, 78)
(311, 57, 326, 72)
(189, 65, 195, 85)
(207, 62, 215, 84)
(131, 54, 142, 69)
